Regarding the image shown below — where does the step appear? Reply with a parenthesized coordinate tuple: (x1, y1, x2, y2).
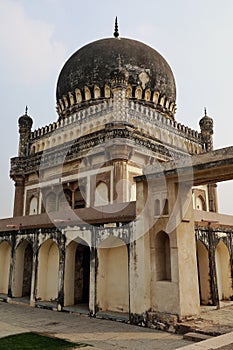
(183, 332, 213, 342)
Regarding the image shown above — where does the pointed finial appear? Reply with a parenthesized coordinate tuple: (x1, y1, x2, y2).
(204, 107, 207, 116)
(25, 105, 28, 115)
(114, 16, 119, 38)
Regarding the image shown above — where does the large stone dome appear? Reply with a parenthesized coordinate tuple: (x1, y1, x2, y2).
(56, 37, 176, 118)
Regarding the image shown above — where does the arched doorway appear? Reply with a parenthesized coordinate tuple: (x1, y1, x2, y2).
(13, 240, 33, 298)
(37, 239, 59, 302)
(45, 192, 56, 213)
(97, 236, 129, 313)
(196, 240, 211, 305)
(29, 196, 38, 215)
(195, 195, 206, 211)
(155, 231, 171, 281)
(0, 241, 11, 295)
(215, 241, 232, 300)
(58, 189, 72, 211)
(94, 182, 109, 206)
(64, 240, 90, 307)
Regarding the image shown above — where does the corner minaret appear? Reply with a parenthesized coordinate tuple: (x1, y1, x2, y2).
(199, 108, 213, 152)
(199, 108, 218, 212)
(18, 106, 33, 157)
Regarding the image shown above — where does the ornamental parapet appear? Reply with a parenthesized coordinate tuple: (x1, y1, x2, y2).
(29, 101, 202, 145)
(11, 124, 189, 176)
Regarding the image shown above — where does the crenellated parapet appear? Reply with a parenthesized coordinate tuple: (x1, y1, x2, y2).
(56, 83, 176, 121)
(28, 100, 203, 156)
(10, 123, 204, 179)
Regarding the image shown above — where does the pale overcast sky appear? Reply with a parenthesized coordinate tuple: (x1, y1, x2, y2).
(0, 0, 233, 218)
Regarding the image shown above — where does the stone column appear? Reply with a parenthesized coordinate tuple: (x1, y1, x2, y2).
(173, 182, 200, 317)
(129, 180, 151, 321)
(30, 234, 39, 306)
(208, 183, 218, 212)
(89, 246, 97, 316)
(13, 177, 25, 217)
(89, 227, 97, 316)
(113, 160, 128, 203)
(7, 234, 16, 299)
(57, 232, 66, 310)
(208, 226, 219, 307)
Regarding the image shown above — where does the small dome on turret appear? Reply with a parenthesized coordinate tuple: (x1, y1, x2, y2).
(199, 108, 213, 135)
(18, 106, 33, 131)
(199, 108, 214, 152)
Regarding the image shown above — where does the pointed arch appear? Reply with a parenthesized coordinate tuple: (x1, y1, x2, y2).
(155, 231, 171, 281)
(94, 182, 109, 206)
(64, 239, 90, 307)
(145, 88, 151, 101)
(75, 88, 82, 103)
(97, 236, 129, 313)
(215, 241, 232, 300)
(37, 239, 59, 302)
(153, 91, 159, 104)
(68, 92, 75, 106)
(45, 192, 57, 213)
(58, 189, 72, 211)
(196, 240, 211, 304)
(0, 241, 11, 294)
(84, 86, 91, 100)
(74, 187, 86, 209)
(135, 86, 142, 100)
(94, 85, 101, 99)
(126, 85, 132, 98)
(29, 196, 38, 215)
(12, 240, 33, 298)
(160, 95, 165, 107)
(196, 195, 206, 211)
(104, 85, 111, 98)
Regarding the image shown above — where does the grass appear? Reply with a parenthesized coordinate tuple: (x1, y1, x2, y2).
(0, 332, 91, 349)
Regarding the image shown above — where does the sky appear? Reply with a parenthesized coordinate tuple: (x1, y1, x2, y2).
(0, 0, 233, 218)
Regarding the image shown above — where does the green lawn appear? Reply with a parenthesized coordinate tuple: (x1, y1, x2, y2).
(0, 332, 91, 349)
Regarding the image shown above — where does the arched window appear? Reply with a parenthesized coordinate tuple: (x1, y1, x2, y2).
(29, 196, 38, 215)
(196, 195, 206, 211)
(135, 86, 142, 99)
(74, 187, 86, 209)
(64, 239, 90, 307)
(45, 192, 56, 213)
(94, 182, 109, 207)
(215, 241, 232, 300)
(154, 199, 160, 216)
(155, 231, 171, 281)
(162, 198, 169, 215)
(58, 189, 72, 211)
(196, 240, 211, 305)
(97, 236, 129, 313)
(37, 239, 59, 301)
(130, 182, 136, 201)
(0, 241, 11, 294)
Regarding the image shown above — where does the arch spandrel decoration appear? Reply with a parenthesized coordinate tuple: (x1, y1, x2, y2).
(95, 225, 132, 246)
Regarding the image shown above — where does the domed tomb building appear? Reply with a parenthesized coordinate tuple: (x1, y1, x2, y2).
(13, 30, 207, 218)
(2, 21, 233, 328)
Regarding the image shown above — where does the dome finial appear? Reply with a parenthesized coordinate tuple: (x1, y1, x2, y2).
(114, 16, 119, 38)
(204, 107, 207, 116)
(25, 105, 28, 115)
